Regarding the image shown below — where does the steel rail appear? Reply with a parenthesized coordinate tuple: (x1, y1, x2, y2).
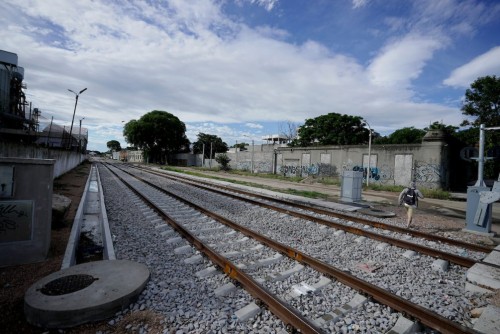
(128, 165, 478, 268)
(113, 163, 480, 334)
(131, 164, 493, 254)
(103, 164, 324, 334)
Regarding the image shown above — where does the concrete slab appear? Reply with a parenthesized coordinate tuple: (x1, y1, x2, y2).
(465, 282, 494, 295)
(24, 260, 149, 329)
(403, 250, 418, 259)
(262, 264, 304, 281)
(467, 263, 500, 290)
(313, 293, 367, 327)
(376, 243, 390, 250)
(174, 245, 193, 255)
(482, 250, 500, 266)
(288, 276, 331, 299)
(431, 259, 449, 272)
(386, 316, 420, 334)
(214, 283, 236, 297)
(184, 254, 203, 264)
(235, 302, 261, 322)
(473, 305, 500, 334)
(195, 266, 219, 278)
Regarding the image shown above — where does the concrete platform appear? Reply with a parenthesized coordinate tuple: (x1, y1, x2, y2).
(24, 260, 150, 329)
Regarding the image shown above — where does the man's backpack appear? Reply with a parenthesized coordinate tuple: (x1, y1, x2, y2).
(403, 188, 416, 205)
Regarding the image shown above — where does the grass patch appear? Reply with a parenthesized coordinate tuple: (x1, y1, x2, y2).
(286, 188, 329, 199)
(161, 165, 451, 200)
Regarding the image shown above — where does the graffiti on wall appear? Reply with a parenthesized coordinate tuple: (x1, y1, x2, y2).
(342, 162, 394, 184)
(279, 163, 338, 177)
(414, 161, 441, 184)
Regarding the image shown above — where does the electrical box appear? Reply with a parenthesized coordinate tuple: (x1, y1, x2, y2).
(0, 166, 14, 198)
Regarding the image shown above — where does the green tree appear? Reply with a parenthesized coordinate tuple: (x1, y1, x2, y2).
(374, 127, 426, 144)
(233, 142, 248, 151)
(192, 133, 228, 158)
(460, 76, 500, 180)
(290, 113, 369, 146)
(424, 121, 458, 136)
(461, 75, 500, 127)
(123, 110, 190, 163)
(215, 153, 231, 171)
(106, 140, 121, 151)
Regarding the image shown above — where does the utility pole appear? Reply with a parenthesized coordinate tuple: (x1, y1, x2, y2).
(67, 88, 87, 150)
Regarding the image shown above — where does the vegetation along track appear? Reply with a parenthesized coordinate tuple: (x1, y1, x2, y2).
(102, 162, 491, 333)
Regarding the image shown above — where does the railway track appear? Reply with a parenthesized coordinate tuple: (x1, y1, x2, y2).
(127, 164, 493, 262)
(100, 162, 491, 333)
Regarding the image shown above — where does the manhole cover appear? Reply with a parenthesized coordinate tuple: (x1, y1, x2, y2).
(40, 274, 97, 296)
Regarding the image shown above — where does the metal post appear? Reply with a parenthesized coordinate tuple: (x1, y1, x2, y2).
(209, 142, 213, 169)
(67, 88, 87, 150)
(475, 124, 500, 186)
(202, 143, 205, 167)
(251, 139, 254, 173)
(364, 120, 372, 186)
(475, 124, 485, 187)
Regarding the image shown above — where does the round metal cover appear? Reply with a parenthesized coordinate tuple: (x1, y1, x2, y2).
(40, 274, 97, 296)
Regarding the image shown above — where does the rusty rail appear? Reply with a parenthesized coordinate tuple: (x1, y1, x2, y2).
(112, 163, 480, 334)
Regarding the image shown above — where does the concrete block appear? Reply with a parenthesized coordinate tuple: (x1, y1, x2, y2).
(376, 243, 389, 250)
(288, 276, 331, 299)
(403, 250, 418, 259)
(483, 250, 500, 266)
(465, 282, 495, 295)
(355, 236, 366, 243)
(214, 283, 236, 297)
(184, 254, 203, 264)
(387, 316, 420, 334)
(473, 305, 500, 334)
(174, 245, 193, 255)
(431, 259, 449, 272)
(235, 302, 261, 322)
(160, 230, 175, 237)
(467, 263, 500, 290)
(195, 266, 219, 278)
(334, 230, 345, 237)
(313, 293, 366, 327)
(166, 237, 183, 244)
(154, 223, 170, 230)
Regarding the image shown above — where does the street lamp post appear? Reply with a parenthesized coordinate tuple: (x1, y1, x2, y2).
(78, 117, 85, 153)
(364, 120, 372, 186)
(67, 88, 87, 149)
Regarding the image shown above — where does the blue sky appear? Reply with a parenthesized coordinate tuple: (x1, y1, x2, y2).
(1, 0, 499, 152)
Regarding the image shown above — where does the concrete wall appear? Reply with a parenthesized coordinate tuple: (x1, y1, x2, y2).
(0, 142, 85, 178)
(198, 138, 448, 189)
(0, 158, 54, 267)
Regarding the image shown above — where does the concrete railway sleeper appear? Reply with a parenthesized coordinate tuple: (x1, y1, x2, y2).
(122, 164, 486, 267)
(103, 163, 487, 333)
(128, 163, 494, 255)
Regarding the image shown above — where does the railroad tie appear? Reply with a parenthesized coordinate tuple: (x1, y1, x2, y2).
(313, 293, 367, 327)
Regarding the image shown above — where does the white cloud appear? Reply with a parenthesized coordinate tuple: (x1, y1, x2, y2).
(245, 123, 264, 129)
(443, 46, 500, 88)
(367, 34, 445, 90)
(0, 0, 491, 152)
(352, 0, 369, 9)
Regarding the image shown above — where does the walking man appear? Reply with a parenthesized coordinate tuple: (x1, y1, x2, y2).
(399, 182, 424, 228)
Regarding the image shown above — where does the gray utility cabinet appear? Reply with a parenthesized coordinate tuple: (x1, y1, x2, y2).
(341, 171, 363, 202)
